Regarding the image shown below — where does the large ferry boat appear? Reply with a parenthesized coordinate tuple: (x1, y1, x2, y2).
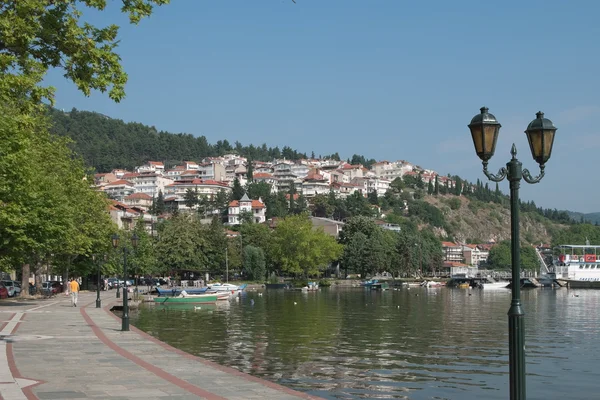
(542, 244, 600, 288)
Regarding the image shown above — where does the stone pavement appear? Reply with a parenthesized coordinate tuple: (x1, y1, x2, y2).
(0, 291, 321, 400)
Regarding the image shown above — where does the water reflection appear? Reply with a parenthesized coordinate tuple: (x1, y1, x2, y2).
(131, 287, 600, 399)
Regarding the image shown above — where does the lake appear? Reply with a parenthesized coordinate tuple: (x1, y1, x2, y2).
(130, 287, 600, 399)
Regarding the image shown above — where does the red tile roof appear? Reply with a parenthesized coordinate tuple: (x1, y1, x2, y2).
(125, 193, 153, 200)
(253, 173, 273, 178)
(441, 241, 459, 247)
(104, 179, 134, 187)
(228, 199, 265, 209)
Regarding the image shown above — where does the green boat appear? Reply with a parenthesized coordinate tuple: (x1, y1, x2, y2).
(153, 294, 218, 304)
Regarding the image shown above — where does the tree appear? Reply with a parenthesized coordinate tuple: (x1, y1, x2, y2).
(0, 99, 114, 285)
(243, 246, 266, 281)
(487, 240, 539, 271)
(232, 178, 244, 201)
(271, 214, 342, 276)
(246, 160, 254, 182)
(154, 190, 166, 215)
(311, 194, 333, 218)
(427, 180, 434, 195)
(0, 0, 170, 106)
(434, 175, 439, 195)
(367, 191, 379, 205)
(183, 188, 198, 209)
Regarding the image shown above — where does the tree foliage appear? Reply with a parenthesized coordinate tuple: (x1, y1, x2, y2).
(271, 214, 342, 276)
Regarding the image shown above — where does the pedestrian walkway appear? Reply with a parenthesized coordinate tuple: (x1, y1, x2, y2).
(0, 291, 321, 400)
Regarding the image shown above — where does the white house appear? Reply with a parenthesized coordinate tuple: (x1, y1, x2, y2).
(228, 194, 266, 225)
(164, 178, 232, 211)
(102, 179, 136, 201)
(131, 172, 174, 198)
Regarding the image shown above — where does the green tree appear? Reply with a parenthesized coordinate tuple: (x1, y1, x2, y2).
(232, 178, 244, 201)
(0, 0, 170, 105)
(153, 214, 207, 275)
(154, 190, 166, 215)
(246, 160, 254, 182)
(271, 214, 342, 276)
(183, 188, 198, 209)
(243, 246, 266, 281)
(368, 191, 379, 205)
(311, 194, 333, 218)
(487, 240, 539, 271)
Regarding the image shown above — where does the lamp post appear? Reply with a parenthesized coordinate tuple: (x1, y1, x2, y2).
(92, 254, 106, 308)
(111, 233, 139, 331)
(468, 107, 557, 400)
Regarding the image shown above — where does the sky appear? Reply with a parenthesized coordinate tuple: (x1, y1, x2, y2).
(44, 0, 600, 213)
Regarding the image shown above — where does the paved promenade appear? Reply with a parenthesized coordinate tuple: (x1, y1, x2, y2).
(0, 291, 321, 400)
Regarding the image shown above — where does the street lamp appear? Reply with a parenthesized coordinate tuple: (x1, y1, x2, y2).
(92, 254, 107, 308)
(111, 233, 139, 331)
(468, 107, 557, 400)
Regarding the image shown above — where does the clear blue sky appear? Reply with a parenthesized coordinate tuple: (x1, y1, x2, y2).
(45, 0, 600, 213)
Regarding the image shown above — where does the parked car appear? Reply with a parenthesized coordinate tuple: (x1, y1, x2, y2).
(0, 283, 8, 299)
(42, 281, 63, 295)
(1, 280, 21, 297)
(107, 278, 123, 289)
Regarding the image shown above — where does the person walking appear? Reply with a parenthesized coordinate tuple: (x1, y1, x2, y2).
(69, 278, 80, 307)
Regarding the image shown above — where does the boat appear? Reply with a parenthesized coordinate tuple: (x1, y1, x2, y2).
(370, 282, 389, 290)
(481, 281, 509, 289)
(301, 282, 319, 292)
(156, 287, 208, 297)
(421, 280, 445, 288)
(205, 283, 247, 294)
(154, 293, 218, 304)
(543, 243, 600, 288)
(360, 279, 379, 287)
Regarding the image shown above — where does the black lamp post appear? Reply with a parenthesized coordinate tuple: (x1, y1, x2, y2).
(111, 233, 139, 331)
(468, 107, 557, 400)
(92, 254, 106, 308)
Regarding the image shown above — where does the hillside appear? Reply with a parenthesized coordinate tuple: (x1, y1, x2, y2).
(567, 211, 600, 225)
(48, 107, 582, 244)
(422, 195, 560, 245)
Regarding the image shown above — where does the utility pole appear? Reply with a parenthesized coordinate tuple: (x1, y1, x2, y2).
(225, 247, 229, 283)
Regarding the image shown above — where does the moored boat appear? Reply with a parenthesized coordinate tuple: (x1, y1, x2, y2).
(482, 281, 509, 289)
(154, 293, 218, 304)
(156, 287, 208, 297)
(543, 243, 600, 288)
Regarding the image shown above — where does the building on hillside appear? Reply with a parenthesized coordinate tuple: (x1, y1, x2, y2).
(463, 244, 491, 266)
(441, 261, 477, 278)
(108, 200, 156, 232)
(310, 217, 344, 238)
(227, 194, 266, 225)
(164, 178, 232, 211)
(136, 161, 165, 174)
(131, 172, 174, 197)
(102, 179, 136, 201)
(375, 220, 401, 232)
(198, 162, 226, 181)
(123, 192, 153, 211)
(301, 171, 330, 197)
(442, 241, 464, 263)
(94, 173, 118, 186)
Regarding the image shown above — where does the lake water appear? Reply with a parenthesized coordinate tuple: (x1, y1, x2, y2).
(130, 287, 600, 399)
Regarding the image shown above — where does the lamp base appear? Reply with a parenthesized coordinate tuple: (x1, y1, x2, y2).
(96, 299, 101, 308)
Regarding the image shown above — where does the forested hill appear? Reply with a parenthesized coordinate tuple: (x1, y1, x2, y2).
(48, 108, 308, 172)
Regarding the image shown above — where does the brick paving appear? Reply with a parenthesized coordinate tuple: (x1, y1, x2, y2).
(0, 291, 321, 400)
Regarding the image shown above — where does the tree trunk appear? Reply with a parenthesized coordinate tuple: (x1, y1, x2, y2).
(21, 263, 30, 297)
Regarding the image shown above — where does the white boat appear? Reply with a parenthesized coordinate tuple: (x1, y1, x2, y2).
(205, 283, 247, 294)
(482, 281, 509, 289)
(543, 243, 600, 288)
